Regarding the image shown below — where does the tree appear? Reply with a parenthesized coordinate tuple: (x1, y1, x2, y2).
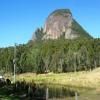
(34, 27, 45, 41)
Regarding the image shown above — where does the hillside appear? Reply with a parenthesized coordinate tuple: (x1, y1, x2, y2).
(0, 38, 100, 74)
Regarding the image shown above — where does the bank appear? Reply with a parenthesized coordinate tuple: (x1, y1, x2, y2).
(14, 68, 100, 89)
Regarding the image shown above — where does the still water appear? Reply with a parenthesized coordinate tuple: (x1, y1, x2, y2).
(31, 85, 78, 100)
(27, 84, 99, 100)
(0, 82, 99, 100)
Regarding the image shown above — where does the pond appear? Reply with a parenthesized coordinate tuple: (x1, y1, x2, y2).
(31, 85, 79, 100)
(28, 84, 99, 100)
(0, 82, 99, 100)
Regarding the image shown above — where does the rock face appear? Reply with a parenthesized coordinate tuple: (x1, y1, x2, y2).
(43, 9, 91, 39)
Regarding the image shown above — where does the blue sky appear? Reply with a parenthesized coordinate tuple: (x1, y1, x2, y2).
(0, 0, 100, 47)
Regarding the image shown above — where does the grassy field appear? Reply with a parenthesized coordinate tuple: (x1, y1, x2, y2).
(1, 68, 100, 100)
(13, 68, 100, 89)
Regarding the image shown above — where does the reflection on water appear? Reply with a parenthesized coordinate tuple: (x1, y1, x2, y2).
(0, 80, 99, 100)
(0, 80, 79, 100)
(31, 85, 78, 100)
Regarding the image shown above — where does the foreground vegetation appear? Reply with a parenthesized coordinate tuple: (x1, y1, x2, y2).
(0, 87, 19, 100)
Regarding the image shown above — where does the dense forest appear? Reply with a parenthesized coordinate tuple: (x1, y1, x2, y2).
(0, 28, 100, 74)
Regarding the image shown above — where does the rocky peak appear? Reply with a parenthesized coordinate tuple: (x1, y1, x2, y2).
(43, 9, 91, 40)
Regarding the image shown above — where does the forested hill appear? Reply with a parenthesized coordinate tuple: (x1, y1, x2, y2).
(0, 9, 99, 74)
(0, 38, 100, 74)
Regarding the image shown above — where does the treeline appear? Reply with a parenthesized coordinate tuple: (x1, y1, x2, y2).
(0, 38, 100, 74)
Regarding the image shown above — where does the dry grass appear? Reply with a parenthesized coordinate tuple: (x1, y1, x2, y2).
(14, 68, 100, 89)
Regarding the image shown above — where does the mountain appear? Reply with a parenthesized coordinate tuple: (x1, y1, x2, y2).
(43, 9, 92, 39)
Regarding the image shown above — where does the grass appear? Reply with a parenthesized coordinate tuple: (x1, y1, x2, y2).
(0, 87, 19, 100)
(14, 68, 100, 89)
(2, 68, 100, 100)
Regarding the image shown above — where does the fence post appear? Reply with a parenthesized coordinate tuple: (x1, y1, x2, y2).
(46, 87, 49, 100)
(75, 92, 78, 100)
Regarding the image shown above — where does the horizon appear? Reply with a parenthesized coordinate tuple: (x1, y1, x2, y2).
(0, 0, 100, 47)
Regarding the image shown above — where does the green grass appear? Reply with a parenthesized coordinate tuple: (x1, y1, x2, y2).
(0, 87, 19, 100)
(15, 68, 100, 89)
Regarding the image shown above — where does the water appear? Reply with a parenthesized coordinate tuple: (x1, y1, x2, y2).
(32, 85, 78, 100)
(28, 85, 99, 100)
(0, 82, 99, 100)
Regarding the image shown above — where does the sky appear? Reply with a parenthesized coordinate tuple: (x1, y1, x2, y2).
(0, 0, 100, 47)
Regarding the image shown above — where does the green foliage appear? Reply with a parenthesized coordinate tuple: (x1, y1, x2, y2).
(72, 20, 92, 38)
(0, 38, 100, 74)
(34, 27, 45, 41)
